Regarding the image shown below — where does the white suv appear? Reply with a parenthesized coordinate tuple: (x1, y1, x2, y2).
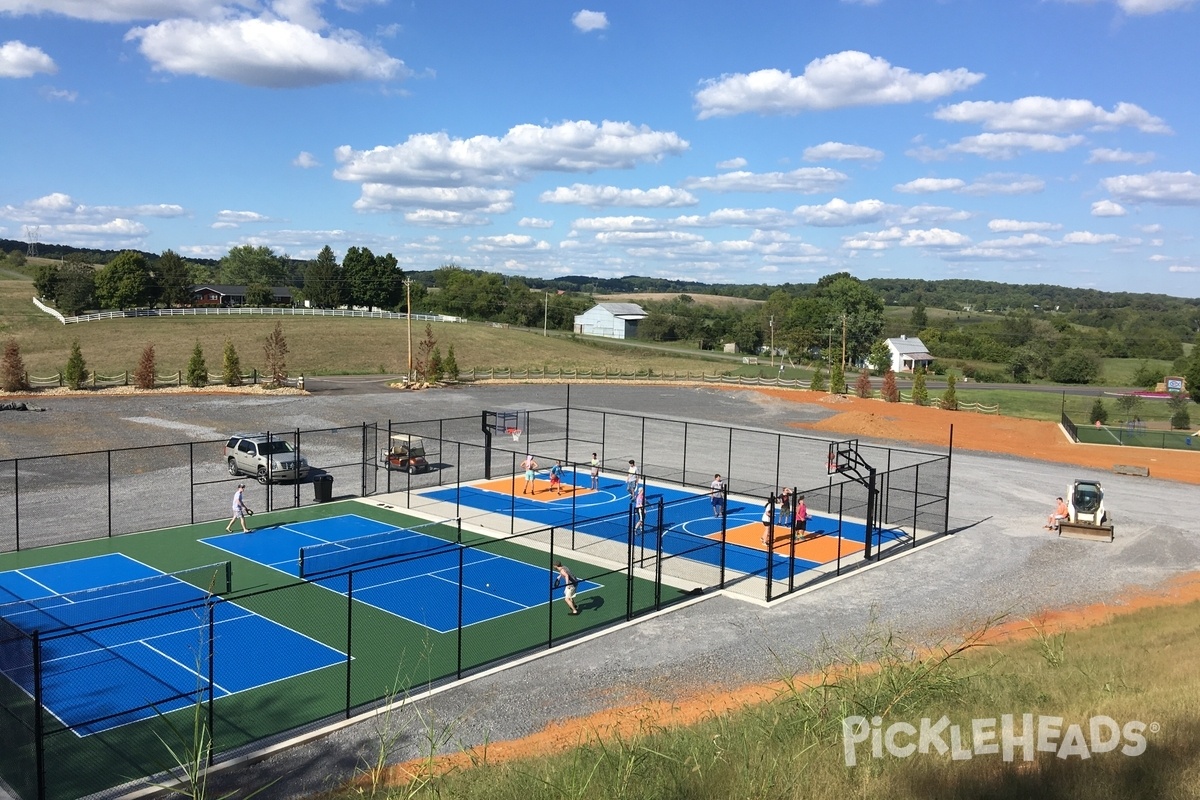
(224, 434, 310, 483)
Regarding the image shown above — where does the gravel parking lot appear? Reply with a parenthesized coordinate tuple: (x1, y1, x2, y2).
(3, 381, 1196, 799)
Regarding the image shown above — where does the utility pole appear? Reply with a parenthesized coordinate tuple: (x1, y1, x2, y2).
(543, 291, 549, 337)
(841, 313, 848, 369)
(403, 278, 414, 382)
(769, 315, 774, 367)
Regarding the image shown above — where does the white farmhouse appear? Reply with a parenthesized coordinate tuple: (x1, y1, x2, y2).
(885, 335, 935, 373)
(573, 303, 647, 339)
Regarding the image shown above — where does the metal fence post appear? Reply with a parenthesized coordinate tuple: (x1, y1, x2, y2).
(344, 572, 354, 719)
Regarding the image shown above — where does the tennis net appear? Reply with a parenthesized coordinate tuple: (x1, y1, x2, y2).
(299, 518, 459, 578)
(0, 561, 231, 635)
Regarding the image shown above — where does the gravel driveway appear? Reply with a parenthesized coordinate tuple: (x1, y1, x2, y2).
(3, 381, 1195, 800)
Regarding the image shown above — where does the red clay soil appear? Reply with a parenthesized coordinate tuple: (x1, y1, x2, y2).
(367, 388, 1200, 790)
(746, 388, 1200, 486)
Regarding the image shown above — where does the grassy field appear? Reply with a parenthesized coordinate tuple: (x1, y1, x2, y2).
(595, 292, 762, 309)
(0, 278, 738, 377)
(957, 388, 1183, 426)
(333, 599, 1200, 799)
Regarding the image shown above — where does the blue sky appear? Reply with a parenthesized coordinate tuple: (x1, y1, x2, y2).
(1, 0, 1198, 295)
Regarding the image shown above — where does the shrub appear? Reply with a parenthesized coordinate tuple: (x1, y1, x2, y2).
(1089, 397, 1108, 425)
(941, 372, 958, 411)
(881, 369, 899, 402)
(808, 366, 825, 393)
(186, 341, 208, 388)
(222, 341, 243, 386)
(134, 344, 157, 390)
(444, 344, 460, 381)
(855, 369, 873, 399)
(2, 339, 29, 392)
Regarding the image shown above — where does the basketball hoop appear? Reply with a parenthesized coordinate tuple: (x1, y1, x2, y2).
(507, 427, 522, 443)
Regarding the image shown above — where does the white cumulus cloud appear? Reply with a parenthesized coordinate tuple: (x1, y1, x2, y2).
(894, 177, 966, 194)
(1062, 231, 1122, 244)
(694, 50, 983, 119)
(683, 167, 847, 194)
(539, 184, 698, 208)
(0, 40, 56, 77)
(934, 96, 1171, 134)
(335, 120, 688, 186)
(572, 9, 608, 32)
(126, 17, 407, 88)
(293, 151, 320, 168)
(1091, 200, 1127, 216)
(1087, 148, 1155, 164)
(803, 141, 884, 162)
(988, 219, 1061, 232)
(793, 198, 889, 227)
(1103, 171, 1200, 205)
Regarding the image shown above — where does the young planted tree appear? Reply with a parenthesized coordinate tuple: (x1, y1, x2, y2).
(855, 368, 873, 399)
(808, 366, 825, 393)
(2, 339, 29, 392)
(414, 324, 437, 382)
(881, 369, 899, 403)
(1169, 392, 1191, 430)
(829, 362, 847, 395)
(1115, 393, 1143, 423)
(64, 340, 87, 390)
(1089, 397, 1108, 425)
(911, 368, 929, 406)
(941, 372, 958, 411)
(443, 344, 460, 381)
(222, 340, 243, 386)
(263, 322, 289, 388)
(134, 343, 157, 390)
(186, 341, 208, 388)
(429, 347, 444, 382)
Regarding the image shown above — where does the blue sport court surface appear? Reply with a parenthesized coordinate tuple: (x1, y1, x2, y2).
(0, 553, 344, 736)
(422, 469, 907, 580)
(201, 513, 600, 633)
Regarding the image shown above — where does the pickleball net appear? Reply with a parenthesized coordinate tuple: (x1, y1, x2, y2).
(0, 561, 232, 635)
(298, 518, 461, 579)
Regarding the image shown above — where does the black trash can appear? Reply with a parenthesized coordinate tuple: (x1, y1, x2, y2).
(313, 472, 333, 503)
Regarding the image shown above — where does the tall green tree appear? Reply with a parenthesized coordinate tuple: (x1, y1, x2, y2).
(814, 273, 885, 366)
(155, 250, 194, 307)
(342, 246, 403, 311)
(94, 251, 151, 310)
(303, 245, 342, 308)
(219, 245, 289, 287)
(56, 259, 96, 316)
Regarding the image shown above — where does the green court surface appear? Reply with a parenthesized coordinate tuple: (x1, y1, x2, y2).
(1073, 423, 1199, 450)
(0, 498, 685, 800)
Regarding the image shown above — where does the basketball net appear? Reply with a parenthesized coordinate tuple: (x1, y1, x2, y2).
(507, 427, 522, 442)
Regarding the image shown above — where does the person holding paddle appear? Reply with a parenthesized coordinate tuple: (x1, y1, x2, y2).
(553, 561, 579, 615)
